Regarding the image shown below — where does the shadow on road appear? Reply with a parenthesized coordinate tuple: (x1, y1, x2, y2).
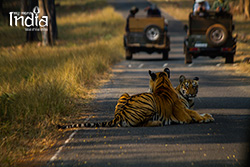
(52, 113, 249, 166)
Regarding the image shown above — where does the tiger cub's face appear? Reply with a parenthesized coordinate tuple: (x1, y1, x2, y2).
(177, 75, 199, 99)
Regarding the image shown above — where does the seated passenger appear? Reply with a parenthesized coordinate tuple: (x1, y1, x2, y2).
(212, 0, 230, 12)
(193, 0, 210, 15)
(144, 4, 161, 17)
(125, 6, 139, 32)
(144, 4, 168, 32)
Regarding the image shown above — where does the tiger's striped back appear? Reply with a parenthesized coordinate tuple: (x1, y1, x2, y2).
(148, 68, 182, 125)
(58, 92, 157, 129)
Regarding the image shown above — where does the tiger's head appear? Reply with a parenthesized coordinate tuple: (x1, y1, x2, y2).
(148, 68, 171, 93)
(176, 75, 199, 100)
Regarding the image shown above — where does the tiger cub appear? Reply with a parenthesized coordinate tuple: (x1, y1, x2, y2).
(58, 68, 214, 129)
(175, 75, 199, 109)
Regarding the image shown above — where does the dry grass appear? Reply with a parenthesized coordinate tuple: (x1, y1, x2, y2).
(0, 0, 125, 166)
(150, 0, 250, 75)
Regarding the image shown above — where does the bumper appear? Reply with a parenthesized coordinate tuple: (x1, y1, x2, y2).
(187, 46, 236, 56)
(126, 46, 170, 54)
(127, 43, 168, 49)
(124, 33, 170, 54)
(184, 37, 237, 57)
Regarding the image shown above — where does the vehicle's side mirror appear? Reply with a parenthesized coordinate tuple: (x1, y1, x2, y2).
(184, 25, 188, 33)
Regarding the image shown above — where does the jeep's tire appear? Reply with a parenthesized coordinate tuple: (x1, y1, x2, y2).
(144, 25, 161, 42)
(225, 54, 234, 64)
(185, 53, 192, 64)
(162, 50, 169, 60)
(125, 49, 132, 60)
(206, 24, 228, 47)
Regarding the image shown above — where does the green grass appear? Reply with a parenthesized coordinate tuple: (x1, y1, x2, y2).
(0, 0, 125, 166)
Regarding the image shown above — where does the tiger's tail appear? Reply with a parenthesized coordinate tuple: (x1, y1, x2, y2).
(57, 119, 118, 129)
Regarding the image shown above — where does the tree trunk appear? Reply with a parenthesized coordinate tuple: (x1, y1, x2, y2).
(47, 0, 58, 41)
(44, 0, 54, 45)
(39, 0, 57, 46)
(0, 0, 3, 15)
(244, 0, 250, 18)
(52, 0, 58, 39)
(239, 0, 244, 14)
(39, 0, 49, 46)
(26, 0, 39, 42)
(21, 0, 27, 14)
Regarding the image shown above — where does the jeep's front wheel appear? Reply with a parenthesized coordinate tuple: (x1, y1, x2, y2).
(185, 53, 192, 64)
(125, 49, 132, 60)
(225, 54, 234, 64)
(162, 50, 169, 60)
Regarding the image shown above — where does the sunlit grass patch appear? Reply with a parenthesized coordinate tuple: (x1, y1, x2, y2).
(0, 1, 125, 165)
(58, 7, 123, 44)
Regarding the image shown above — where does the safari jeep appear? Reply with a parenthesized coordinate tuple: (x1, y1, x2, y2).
(124, 17, 170, 60)
(184, 11, 237, 64)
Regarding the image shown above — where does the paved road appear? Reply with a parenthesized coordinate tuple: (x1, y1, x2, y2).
(47, 0, 250, 166)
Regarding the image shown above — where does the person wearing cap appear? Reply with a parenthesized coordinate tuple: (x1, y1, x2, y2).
(193, 0, 210, 14)
(212, 0, 230, 12)
(125, 6, 139, 32)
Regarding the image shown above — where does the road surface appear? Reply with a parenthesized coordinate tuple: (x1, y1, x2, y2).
(46, 0, 250, 166)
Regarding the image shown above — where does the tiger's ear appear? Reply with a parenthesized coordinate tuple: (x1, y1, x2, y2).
(164, 68, 170, 78)
(179, 75, 186, 83)
(149, 70, 156, 81)
(193, 77, 199, 81)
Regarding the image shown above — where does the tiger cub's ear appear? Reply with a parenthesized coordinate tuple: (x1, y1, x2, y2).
(164, 68, 170, 78)
(149, 70, 157, 81)
(179, 75, 186, 83)
(193, 77, 199, 81)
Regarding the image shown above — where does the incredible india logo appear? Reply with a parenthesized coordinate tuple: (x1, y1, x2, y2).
(9, 6, 48, 31)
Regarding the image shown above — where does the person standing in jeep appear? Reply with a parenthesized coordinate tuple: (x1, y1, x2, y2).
(125, 6, 139, 32)
(212, 0, 230, 12)
(193, 0, 210, 14)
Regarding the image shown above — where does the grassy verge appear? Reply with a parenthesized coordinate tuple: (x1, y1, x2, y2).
(0, 0, 124, 166)
(150, 0, 250, 75)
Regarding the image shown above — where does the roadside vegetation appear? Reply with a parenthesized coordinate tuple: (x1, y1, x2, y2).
(0, 0, 124, 166)
(150, 0, 250, 75)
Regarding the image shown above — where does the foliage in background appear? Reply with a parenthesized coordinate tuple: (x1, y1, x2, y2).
(0, 0, 125, 166)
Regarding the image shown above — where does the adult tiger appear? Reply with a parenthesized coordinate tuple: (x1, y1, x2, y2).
(148, 69, 214, 125)
(58, 68, 214, 129)
(175, 75, 199, 109)
(58, 91, 159, 129)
